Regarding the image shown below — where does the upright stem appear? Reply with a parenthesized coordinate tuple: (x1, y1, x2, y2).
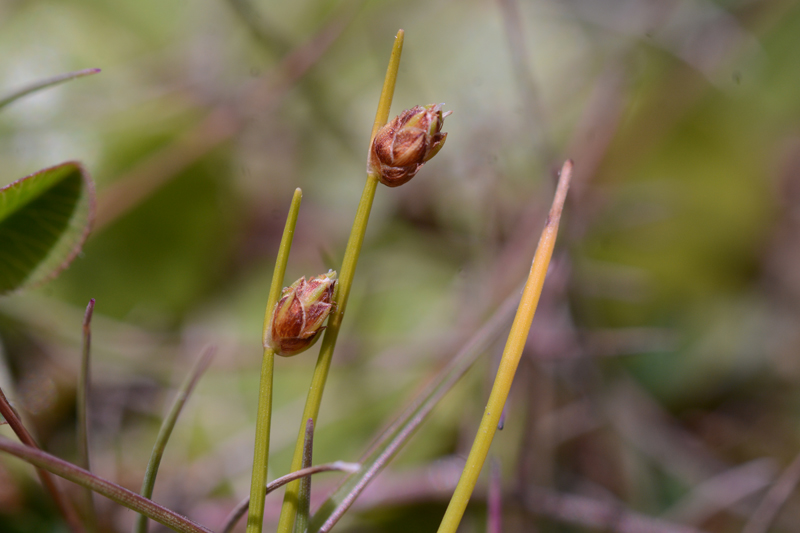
(275, 29, 404, 533)
(78, 299, 97, 532)
(246, 188, 304, 533)
(437, 160, 573, 533)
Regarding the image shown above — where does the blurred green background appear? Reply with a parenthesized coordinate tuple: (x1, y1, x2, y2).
(2, 0, 800, 531)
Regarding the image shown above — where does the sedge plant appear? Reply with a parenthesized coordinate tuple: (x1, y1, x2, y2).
(274, 29, 452, 533)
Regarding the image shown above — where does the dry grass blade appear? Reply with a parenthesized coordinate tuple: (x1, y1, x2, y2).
(437, 160, 573, 533)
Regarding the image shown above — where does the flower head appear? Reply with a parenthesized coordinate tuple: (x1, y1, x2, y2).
(265, 271, 337, 357)
(369, 103, 450, 187)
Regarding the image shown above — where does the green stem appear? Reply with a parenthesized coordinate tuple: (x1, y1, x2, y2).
(133, 347, 215, 533)
(0, 436, 212, 533)
(78, 299, 98, 532)
(246, 188, 304, 533)
(275, 29, 404, 533)
(437, 160, 573, 533)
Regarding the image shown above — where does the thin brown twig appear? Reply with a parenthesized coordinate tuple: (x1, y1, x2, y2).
(0, 387, 85, 533)
(220, 461, 359, 533)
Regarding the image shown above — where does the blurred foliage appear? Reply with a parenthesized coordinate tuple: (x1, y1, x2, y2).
(2, 0, 800, 532)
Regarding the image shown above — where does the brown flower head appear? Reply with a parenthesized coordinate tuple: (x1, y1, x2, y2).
(369, 103, 450, 187)
(265, 271, 337, 357)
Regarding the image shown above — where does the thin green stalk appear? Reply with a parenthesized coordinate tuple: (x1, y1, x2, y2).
(437, 160, 573, 533)
(78, 299, 98, 532)
(133, 347, 215, 533)
(246, 188, 304, 533)
(0, 436, 212, 533)
(0, 387, 85, 533)
(293, 419, 315, 533)
(275, 29, 404, 533)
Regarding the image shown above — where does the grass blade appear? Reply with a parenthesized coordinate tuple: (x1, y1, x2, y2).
(133, 347, 215, 533)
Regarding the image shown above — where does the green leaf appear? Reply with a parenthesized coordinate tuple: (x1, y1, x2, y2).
(0, 68, 101, 111)
(0, 161, 95, 295)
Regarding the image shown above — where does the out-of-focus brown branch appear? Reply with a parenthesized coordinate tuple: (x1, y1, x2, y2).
(95, 3, 357, 229)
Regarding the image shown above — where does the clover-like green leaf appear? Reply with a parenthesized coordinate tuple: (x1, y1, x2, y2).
(0, 162, 95, 294)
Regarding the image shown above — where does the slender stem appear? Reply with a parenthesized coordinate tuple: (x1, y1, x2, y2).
(437, 160, 573, 533)
(275, 29, 404, 533)
(221, 461, 360, 533)
(246, 188, 304, 533)
(293, 420, 315, 533)
(0, 388, 85, 533)
(78, 298, 97, 532)
(133, 347, 215, 533)
(0, 68, 101, 110)
(0, 436, 212, 533)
